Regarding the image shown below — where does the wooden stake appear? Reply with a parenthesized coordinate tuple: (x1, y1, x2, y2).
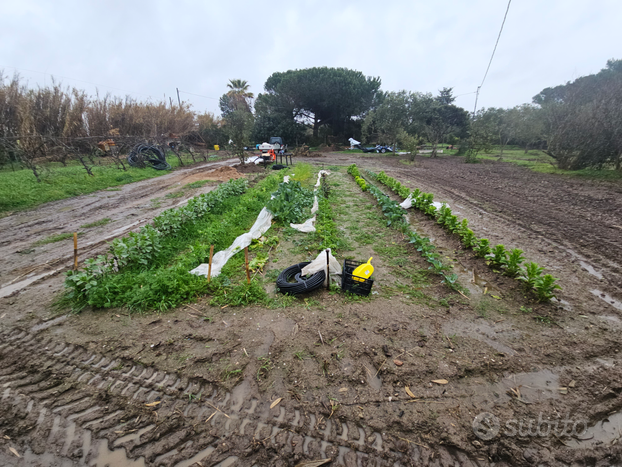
(244, 246, 251, 284)
(207, 245, 214, 283)
(73, 232, 78, 270)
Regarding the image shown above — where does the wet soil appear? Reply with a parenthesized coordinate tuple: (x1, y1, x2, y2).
(1, 157, 622, 466)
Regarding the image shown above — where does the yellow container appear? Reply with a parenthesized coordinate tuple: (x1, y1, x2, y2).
(352, 257, 374, 282)
(214, 145, 220, 151)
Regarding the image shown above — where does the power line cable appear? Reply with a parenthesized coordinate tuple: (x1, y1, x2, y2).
(473, 0, 512, 115)
(177, 90, 219, 100)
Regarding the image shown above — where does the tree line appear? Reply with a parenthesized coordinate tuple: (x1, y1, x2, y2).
(2, 59, 621, 179)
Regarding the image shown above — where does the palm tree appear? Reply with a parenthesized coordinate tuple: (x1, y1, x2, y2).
(225, 79, 254, 113)
(226, 79, 254, 99)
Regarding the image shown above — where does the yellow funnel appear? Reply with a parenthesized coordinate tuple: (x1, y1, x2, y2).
(352, 257, 374, 282)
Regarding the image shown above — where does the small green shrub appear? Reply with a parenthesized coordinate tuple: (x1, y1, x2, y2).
(473, 239, 491, 258)
(504, 249, 525, 277)
(489, 244, 507, 270)
(534, 274, 561, 302)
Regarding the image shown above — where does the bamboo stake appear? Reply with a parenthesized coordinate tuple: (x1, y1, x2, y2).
(244, 246, 251, 284)
(207, 245, 214, 283)
(73, 232, 78, 270)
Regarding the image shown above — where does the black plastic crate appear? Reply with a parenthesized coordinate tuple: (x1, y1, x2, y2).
(341, 259, 374, 296)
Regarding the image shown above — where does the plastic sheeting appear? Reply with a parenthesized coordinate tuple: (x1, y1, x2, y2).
(399, 195, 448, 211)
(301, 248, 342, 286)
(290, 215, 316, 233)
(289, 170, 330, 233)
(189, 207, 274, 278)
(399, 193, 414, 209)
(190, 170, 332, 278)
(314, 170, 330, 187)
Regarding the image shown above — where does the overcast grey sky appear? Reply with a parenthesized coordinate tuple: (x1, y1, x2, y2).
(1, 0, 621, 116)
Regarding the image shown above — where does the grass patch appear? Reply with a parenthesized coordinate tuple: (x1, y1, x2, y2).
(80, 218, 111, 229)
(34, 232, 81, 246)
(289, 162, 314, 184)
(0, 152, 205, 214)
(185, 180, 210, 189)
(165, 191, 185, 199)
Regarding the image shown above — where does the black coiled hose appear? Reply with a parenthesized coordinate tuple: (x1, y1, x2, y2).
(276, 262, 326, 295)
(127, 144, 171, 170)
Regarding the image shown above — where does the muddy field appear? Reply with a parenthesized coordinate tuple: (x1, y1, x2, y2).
(1, 154, 622, 466)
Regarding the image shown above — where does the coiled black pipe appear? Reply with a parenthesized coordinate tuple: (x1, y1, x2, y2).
(276, 262, 326, 295)
(127, 144, 171, 170)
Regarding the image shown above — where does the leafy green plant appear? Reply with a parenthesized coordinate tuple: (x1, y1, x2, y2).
(354, 176, 368, 191)
(489, 244, 507, 270)
(473, 239, 491, 258)
(266, 180, 314, 224)
(504, 248, 525, 277)
(249, 253, 269, 272)
(534, 274, 561, 301)
(520, 262, 544, 288)
(348, 164, 456, 287)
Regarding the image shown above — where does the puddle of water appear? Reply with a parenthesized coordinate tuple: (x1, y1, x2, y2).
(443, 320, 519, 356)
(113, 424, 156, 446)
(579, 261, 603, 279)
(0, 269, 63, 298)
(493, 369, 560, 403)
(466, 369, 561, 407)
(452, 265, 502, 298)
(565, 411, 622, 449)
(91, 439, 146, 467)
(230, 379, 252, 412)
(31, 315, 68, 333)
(174, 446, 216, 467)
(365, 361, 382, 392)
(591, 289, 622, 311)
(18, 449, 75, 467)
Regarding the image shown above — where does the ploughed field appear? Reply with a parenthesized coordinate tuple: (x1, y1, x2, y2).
(1, 154, 621, 466)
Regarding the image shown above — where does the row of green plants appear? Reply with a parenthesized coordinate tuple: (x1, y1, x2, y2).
(266, 180, 314, 224)
(369, 169, 561, 301)
(347, 164, 460, 291)
(62, 175, 283, 311)
(310, 173, 349, 252)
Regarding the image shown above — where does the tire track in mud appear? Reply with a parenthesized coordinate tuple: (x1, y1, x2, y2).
(0, 327, 483, 466)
